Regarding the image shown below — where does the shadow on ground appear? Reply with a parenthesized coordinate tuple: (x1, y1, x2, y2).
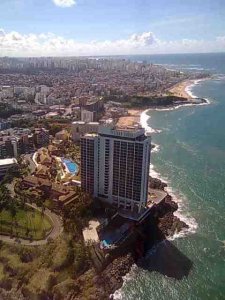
(138, 239, 193, 280)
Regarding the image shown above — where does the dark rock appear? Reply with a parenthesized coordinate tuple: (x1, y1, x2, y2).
(149, 176, 167, 190)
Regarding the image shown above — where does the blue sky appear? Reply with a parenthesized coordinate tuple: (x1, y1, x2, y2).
(0, 0, 225, 56)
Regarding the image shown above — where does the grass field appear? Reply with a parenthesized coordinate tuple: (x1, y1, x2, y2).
(0, 207, 53, 240)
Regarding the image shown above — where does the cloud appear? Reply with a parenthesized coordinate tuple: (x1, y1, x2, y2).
(52, 0, 76, 8)
(0, 28, 5, 37)
(0, 28, 225, 57)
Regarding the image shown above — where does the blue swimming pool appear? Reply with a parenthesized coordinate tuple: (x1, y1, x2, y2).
(62, 158, 78, 174)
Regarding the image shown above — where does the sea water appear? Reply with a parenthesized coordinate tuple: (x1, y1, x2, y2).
(114, 53, 225, 300)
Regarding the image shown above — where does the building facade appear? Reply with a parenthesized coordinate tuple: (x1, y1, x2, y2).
(33, 128, 50, 147)
(72, 121, 99, 142)
(81, 109, 96, 122)
(81, 126, 151, 212)
(0, 158, 17, 179)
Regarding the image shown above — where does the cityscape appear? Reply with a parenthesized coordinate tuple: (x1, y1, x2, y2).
(0, 0, 225, 300)
(0, 55, 196, 299)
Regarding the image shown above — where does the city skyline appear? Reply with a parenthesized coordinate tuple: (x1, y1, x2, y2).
(0, 0, 225, 56)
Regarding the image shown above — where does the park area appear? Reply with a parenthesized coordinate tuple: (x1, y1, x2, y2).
(0, 207, 53, 240)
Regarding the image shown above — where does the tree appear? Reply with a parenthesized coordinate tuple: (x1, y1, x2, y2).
(0, 184, 18, 227)
(0, 185, 12, 212)
(62, 187, 93, 235)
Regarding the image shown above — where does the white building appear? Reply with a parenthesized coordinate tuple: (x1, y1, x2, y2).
(72, 121, 99, 142)
(81, 109, 96, 122)
(0, 158, 17, 178)
(81, 125, 151, 213)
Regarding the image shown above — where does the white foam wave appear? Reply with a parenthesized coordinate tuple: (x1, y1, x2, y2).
(139, 96, 211, 115)
(185, 78, 209, 99)
(150, 163, 198, 240)
(152, 144, 160, 153)
(147, 99, 211, 112)
(111, 264, 138, 300)
(140, 109, 162, 133)
(141, 108, 198, 240)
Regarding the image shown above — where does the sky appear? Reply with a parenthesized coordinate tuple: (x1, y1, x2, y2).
(0, 0, 225, 56)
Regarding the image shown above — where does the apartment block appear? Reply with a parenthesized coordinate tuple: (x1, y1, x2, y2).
(72, 121, 99, 142)
(81, 125, 151, 212)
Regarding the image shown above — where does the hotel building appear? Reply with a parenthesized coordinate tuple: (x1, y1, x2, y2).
(81, 125, 151, 213)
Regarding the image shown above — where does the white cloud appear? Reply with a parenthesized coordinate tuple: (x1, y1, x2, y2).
(52, 0, 76, 8)
(0, 28, 224, 57)
(0, 28, 5, 37)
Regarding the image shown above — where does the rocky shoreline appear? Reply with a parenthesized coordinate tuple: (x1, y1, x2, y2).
(89, 176, 189, 300)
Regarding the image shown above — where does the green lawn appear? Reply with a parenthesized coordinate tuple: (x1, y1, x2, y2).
(0, 207, 53, 240)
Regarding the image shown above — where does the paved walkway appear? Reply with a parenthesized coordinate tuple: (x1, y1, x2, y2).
(0, 204, 63, 246)
(82, 220, 100, 243)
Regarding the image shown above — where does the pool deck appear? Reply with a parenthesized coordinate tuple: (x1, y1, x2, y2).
(83, 220, 100, 243)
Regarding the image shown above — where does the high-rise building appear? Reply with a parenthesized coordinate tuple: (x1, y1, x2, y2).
(81, 125, 151, 212)
(33, 128, 50, 147)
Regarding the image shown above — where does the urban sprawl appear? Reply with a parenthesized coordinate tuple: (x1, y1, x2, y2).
(0, 57, 205, 299)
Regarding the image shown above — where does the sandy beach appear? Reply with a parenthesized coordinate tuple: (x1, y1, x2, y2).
(168, 79, 194, 98)
(117, 109, 142, 127)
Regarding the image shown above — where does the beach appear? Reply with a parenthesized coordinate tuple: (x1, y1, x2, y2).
(116, 109, 142, 127)
(116, 80, 202, 127)
(168, 79, 194, 98)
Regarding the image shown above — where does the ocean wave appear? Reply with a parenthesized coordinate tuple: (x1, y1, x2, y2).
(140, 110, 198, 240)
(140, 94, 211, 115)
(184, 67, 205, 71)
(185, 78, 211, 99)
(140, 109, 162, 133)
(111, 264, 138, 300)
(150, 163, 198, 240)
(152, 143, 160, 153)
(152, 99, 211, 111)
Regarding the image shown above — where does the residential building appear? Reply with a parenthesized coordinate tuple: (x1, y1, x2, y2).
(55, 129, 69, 141)
(81, 125, 151, 213)
(0, 120, 11, 131)
(0, 129, 35, 158)
(0, 158, 17, 179)
(33, 128, 50, 147)
(72, 121, 99, 142)
(81, 109, 96, 122)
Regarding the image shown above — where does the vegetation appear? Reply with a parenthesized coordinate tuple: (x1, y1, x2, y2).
(104, 94, 186, 108)
(1, 158, 29, 185)
(0, 144, 101, 299)
(0, 235, 91, 299)
(62, 187, 93, 236)
(37, 118, 71, 136)
(0, 179, 51, 240)
(0, 207, 52, 240)
(11, 118, 36, 129)
(61, 140, 80, 162)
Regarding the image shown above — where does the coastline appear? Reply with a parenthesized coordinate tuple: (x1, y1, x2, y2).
(168, 77, 210, 99)
(116, 78, 202, 238)
(168, 79, 196, 98)
(112, 79, 205, 299)
(116, 78, 210, 128)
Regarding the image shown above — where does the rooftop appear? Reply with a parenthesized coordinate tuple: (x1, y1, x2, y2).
(0, 158, 17, 166)
(83, 133, 98, 138)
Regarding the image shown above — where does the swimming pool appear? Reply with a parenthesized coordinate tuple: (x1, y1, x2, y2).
(62, 158, 79, 174)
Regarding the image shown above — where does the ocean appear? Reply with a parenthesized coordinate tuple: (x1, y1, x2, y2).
(114, 53, 225, 300)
